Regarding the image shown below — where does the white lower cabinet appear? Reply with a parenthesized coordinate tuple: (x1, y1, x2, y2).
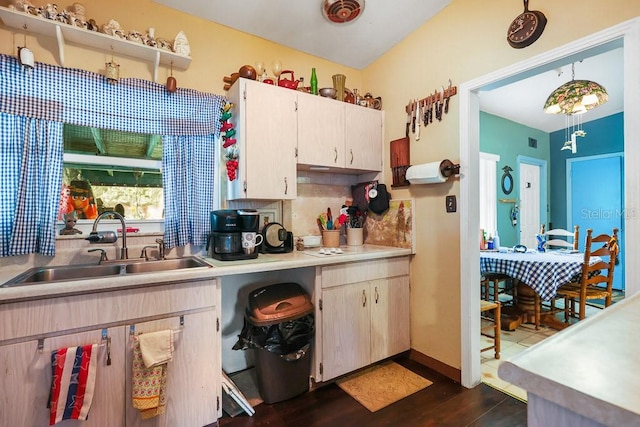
(0, 279, 221, 427)
(125, 310, 218, 427)
(316, 257, 410, 382)
(0, 327, 127, 427)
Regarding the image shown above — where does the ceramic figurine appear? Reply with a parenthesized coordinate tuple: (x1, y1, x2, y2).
(59, 211, 82, 235)
(127, 30, 144, 44)
(172, 30, 190, 56)
(144, 28, 157, 47)
(102, 19, 122, 37)
(156, 38, 172, 51)
(44, 3, 58, 20)
(9, 0, 35, 13)
(71, 2, 85, 20)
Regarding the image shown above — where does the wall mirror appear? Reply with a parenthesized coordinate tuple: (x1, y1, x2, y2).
(501, 165, 513, 195)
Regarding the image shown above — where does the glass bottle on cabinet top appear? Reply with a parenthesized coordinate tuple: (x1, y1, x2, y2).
(310, 68, 318, 95)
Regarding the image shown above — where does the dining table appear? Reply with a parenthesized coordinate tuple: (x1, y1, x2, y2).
(480, 249, 600, 329)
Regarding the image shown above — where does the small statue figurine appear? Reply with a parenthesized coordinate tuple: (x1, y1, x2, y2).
(60, 211, 83, 235)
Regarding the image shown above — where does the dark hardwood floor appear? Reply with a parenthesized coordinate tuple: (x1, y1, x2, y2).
(216, 357, 527, 427)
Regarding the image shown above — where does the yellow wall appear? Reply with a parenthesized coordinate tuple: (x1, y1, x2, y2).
(365, 0, 640, 370)
(0, 0, 362, 93)
(2, 0, 639, 375)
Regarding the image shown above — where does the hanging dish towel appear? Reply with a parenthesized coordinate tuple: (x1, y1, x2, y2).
(48, 344, 98, 426)
(132, 330, 174, 420)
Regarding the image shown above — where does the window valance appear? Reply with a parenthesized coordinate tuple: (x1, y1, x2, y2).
(0, 54, 225, 135)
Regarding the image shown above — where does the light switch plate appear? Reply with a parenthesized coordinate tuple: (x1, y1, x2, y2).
(446, 195, 457, 213)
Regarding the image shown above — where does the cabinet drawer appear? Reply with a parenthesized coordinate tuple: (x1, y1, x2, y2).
(321, 257, 409, 289)
(0, 279, 218, 343)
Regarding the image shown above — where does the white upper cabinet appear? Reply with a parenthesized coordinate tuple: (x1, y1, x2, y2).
(227, 78, 298, 200)
(297, 94, 346, 168)
(345, 103, 384, 172)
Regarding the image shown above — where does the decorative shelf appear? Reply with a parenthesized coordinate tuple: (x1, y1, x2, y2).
(0, 7, 191, 82)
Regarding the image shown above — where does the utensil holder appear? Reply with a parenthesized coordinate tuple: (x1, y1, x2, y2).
(346, 228, 363, 246)
(332, 74, 346, 102)
(322, 230, 340, 248)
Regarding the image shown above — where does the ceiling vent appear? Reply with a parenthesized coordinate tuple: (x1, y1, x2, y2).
(322, 0, 365, 24)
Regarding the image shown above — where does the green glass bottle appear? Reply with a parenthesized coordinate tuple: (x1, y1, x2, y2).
(310, 68, 318, 95)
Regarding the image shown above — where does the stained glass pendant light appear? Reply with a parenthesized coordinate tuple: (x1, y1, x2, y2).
(543, 63, 608, 115)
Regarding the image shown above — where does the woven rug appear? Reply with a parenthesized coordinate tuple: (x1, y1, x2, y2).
(336, 361, 432, 412)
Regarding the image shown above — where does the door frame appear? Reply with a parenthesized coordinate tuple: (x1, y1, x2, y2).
(459, 18, 640, 388)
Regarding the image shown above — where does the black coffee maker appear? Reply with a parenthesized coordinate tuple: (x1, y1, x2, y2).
(208, 209, 260, 261)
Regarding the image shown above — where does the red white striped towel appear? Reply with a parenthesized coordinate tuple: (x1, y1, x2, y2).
(49, 344, 98, 425)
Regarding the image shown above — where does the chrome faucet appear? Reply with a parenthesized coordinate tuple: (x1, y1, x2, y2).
(86, 211, 129, 259)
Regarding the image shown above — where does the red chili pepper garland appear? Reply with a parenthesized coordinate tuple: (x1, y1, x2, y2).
(220, 102, 238, 181)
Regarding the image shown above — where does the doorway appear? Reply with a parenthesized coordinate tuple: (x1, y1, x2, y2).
(459, 19, 640, 388)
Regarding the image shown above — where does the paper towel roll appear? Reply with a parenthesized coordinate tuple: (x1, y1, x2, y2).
(406, 161, 447, 184)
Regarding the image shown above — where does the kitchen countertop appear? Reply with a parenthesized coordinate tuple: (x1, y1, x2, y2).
(0, 244, 411, 304)
(498, 291, 640, 426)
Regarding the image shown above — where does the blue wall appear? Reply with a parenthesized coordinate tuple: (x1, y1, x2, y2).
(480, 112, 550, 247)
(549, 112, 624, 230)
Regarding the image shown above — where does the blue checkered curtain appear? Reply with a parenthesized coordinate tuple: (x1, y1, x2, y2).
(0, 112, 63, 256)
(163, 135, 216, 248)
(0, 55, 226, 254)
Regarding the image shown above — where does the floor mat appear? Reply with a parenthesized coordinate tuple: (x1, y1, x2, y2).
(336, 361, 432, 412)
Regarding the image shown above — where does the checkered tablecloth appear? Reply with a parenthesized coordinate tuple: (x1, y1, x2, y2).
(480, 251, 599, 301)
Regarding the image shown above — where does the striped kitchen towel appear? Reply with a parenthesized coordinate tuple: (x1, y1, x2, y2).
(49, 344, 98, 426)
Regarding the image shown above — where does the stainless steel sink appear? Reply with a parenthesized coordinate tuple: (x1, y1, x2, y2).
(124, 257, 211, 274)
(1, 256, 211, 288)
(1, 264, 124, 287)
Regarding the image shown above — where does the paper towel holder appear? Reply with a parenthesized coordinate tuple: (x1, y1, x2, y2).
(439, 159, 460, 178)
(406, 159, 460, 185)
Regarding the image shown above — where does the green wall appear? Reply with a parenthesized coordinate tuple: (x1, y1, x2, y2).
(479, 112, 551, 247)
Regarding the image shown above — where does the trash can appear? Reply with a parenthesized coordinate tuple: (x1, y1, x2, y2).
(233, 282, 314, 404)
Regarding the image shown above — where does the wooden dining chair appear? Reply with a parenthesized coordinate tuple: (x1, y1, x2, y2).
(480, 300, 501, 359)
(544, 225, 579, 251)
(555, 228, 619, 321)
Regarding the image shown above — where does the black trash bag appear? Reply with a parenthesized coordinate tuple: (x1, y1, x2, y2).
(233, 313, 314, 357)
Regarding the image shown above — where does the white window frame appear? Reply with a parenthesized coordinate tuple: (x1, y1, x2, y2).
(479, 152, 500, 236)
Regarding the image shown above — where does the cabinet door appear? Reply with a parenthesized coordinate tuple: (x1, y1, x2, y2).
(344, 105, 383, 171)
(0, 327, 126, 427)
(125, 309, 219, 427)
(321, 283, 371, 381)
(370, 276, 411, 363)
(231, 79, 298, 200)
(297, 93, 346, 168)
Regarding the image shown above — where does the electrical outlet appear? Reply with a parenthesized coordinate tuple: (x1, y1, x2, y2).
(446, 195, 457, 213)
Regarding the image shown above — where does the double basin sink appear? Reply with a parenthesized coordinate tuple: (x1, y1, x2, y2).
(1, 256, 212, 288)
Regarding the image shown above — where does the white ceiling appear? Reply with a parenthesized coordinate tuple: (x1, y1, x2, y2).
(153, 0, 623, 134)
(152, 0, 451, 69)
(479, 47, 624, 133)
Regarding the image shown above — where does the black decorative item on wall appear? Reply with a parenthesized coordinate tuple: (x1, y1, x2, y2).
(501, 165, 514, 195)
(507, 0, 547, 49)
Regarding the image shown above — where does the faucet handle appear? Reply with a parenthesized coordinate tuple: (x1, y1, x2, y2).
(140, 245, 156, 261)
(155, 238, 166, 260)
(88, 248, 109, 263)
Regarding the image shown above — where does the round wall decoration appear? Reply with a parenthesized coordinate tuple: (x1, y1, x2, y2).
(507, 0, 547, 49)
(501, 165, 514, 195)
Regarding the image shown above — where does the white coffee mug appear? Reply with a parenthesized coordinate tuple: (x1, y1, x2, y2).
(241, 232, 263, 248)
